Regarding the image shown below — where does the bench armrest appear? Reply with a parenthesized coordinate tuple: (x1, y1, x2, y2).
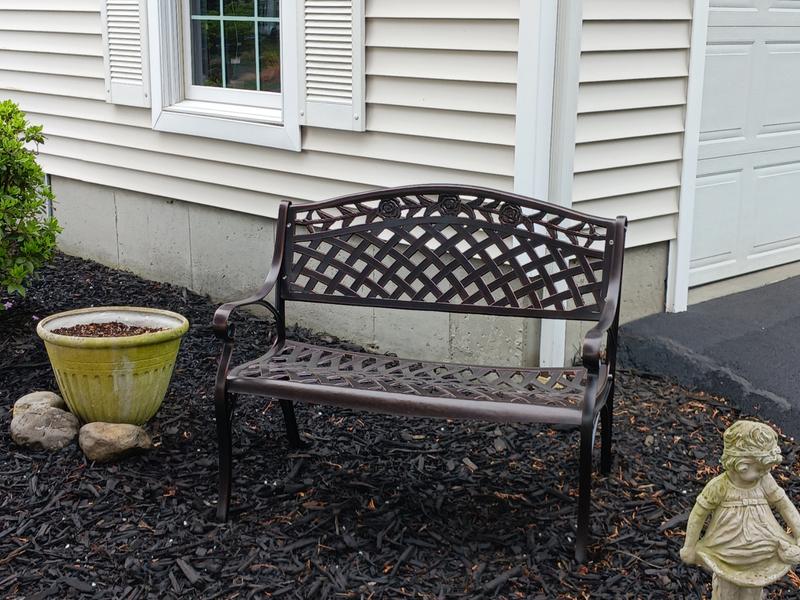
(582, 216, 626, 375)
(212, 200, 291, 343)
(582, 295, 618, 374)
(212, 273, 281, 342)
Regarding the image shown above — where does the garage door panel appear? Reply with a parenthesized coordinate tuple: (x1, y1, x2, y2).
(710, 0, 800, 26)
(699, 43, 752, 144)
(751, 161, 800, 253)
(699, 28, 800, 160)
(761, 42, 800, 135)
(769, 0, 800, 18)
(692, 147, 800, 285)
(710, 0, 757, 11)
(691, 171, 743, 273)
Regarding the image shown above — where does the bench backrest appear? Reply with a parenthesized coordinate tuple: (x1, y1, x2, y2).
(279, 185, 625, 321)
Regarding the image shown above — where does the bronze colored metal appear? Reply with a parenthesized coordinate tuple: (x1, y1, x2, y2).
(212, 185, 627, 563)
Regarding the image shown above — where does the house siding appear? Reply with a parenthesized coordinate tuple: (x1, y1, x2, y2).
(577, 0, 692, 248)
(0, 1, 519, 219)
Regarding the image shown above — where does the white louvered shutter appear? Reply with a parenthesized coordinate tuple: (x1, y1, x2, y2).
(302, 0, 365, 131)
(101, 0, 151, 108)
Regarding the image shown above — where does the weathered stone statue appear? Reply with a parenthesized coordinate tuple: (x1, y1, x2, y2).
(680, 420, 800, 599)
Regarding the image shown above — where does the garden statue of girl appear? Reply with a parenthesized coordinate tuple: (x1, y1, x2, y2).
(680, 420, 800, 599)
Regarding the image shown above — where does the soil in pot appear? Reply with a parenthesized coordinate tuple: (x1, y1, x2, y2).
(52, 322, 165, 337)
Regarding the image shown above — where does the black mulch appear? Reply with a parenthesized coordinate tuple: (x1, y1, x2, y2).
(2, 253, 800, 599)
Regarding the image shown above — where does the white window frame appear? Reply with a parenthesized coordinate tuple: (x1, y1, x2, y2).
(147, 0, 301, 150)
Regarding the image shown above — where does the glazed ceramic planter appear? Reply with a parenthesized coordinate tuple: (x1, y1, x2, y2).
(36, 307, 189, 425)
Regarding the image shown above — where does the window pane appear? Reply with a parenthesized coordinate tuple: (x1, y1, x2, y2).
(222, 0, 254, 16)
(259, 22, 280, 92)
(258, 0, 279, 18)
(191, 0, 220, 16)
(191, 19, 222, 87)
(224, 21, 257, 90)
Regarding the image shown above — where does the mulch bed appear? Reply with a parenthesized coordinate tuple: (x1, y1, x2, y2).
(2, 253, 800, 599)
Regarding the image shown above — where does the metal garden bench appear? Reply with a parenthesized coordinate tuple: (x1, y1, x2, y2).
(212, 184, 626, 562)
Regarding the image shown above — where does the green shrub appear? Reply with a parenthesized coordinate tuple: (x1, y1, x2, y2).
(0, 100, 61, 306)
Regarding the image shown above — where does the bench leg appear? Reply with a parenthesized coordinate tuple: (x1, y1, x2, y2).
(600, 387, 615, 475)
(216, 390, 234, 522)
(279, 399, 302, 448)
(575, 423, 593, 564)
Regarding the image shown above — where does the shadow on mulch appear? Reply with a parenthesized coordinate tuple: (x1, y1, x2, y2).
(2, 253, 799, 599)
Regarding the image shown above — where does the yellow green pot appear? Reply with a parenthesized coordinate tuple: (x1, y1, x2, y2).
(36, 307, 189, 425)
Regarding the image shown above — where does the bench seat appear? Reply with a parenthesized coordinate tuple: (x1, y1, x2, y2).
(228, 340, 610, 425)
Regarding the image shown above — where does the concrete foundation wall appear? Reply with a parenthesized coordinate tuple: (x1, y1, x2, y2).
(53, 177, 275, 299)
(51, 176, 666, 368)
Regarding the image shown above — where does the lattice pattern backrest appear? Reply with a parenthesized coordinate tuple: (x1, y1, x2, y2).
(282, 187, 618, 319)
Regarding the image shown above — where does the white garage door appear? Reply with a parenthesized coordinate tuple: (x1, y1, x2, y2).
(690, 0, 800, 286)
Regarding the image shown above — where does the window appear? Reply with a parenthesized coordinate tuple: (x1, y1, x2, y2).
(143, 0, 300, 149)
(101, 0, 364, 150)
(184, 0, 281, 108)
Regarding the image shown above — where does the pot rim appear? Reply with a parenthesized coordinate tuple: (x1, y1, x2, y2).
(36, 306, 190, 349)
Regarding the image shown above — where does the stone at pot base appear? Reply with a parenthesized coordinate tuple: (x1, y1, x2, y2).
(13, 391, 66, 417)
(11, 405, 79, 451)
(79, 422, 152, 463)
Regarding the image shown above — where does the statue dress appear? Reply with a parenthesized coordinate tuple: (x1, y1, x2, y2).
(695, 471, 795, 587)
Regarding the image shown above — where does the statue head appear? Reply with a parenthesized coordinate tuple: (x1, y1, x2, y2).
(721, 421, 782, 479)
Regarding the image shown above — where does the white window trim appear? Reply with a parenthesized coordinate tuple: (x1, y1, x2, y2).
(184, 82, 282, 109)
(147, 0, 301, 151)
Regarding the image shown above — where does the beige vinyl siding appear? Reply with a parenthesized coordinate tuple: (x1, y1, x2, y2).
(0, 32, 103, 56)
(577, 79, 688, 113)
(1, 11, 100, 34)
(2, 72, 106, 100)
(365, 0, 519, 19)
(2, 0, 99, 10)
(583, 0, 692, 21)
(0, 52, 103, 78)
(367, 77, 517, 115)
(0, 1, 519, 219)
(576, 0, 692, 247)
(366, 20, 519, 52)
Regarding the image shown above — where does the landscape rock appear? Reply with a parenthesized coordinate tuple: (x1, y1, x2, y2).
(79, 422, 153, 462)
(13, 391, 66, 417)
(10, 405, 79, 451)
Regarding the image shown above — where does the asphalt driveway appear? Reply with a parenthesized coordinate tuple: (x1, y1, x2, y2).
(620, 275, 800, 437)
